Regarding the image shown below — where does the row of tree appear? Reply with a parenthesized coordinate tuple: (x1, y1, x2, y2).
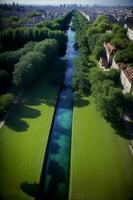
(72, 11, 90, 98)
(0, 11, 72, 115)
(37, 10, 74, 31)
(0, 10, 74, 52)
(0, 27, 67, 53)
(72, 11, 133, 124)
(13, 39, 59, 87)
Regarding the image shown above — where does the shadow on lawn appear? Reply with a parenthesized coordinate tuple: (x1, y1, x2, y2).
(108, 117, 133, 140)
(24, 80, 58, 107)
(6, 79, 58, 132)
(21, 160, 66, 200)
(21, 182, 39, 199)
(74, 98, 90, 108)
(6, 103, 41, 132)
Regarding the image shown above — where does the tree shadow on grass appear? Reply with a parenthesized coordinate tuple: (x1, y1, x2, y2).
(5, 78, 58, 132)
(24, 79, 58, 107)
(21, 182, 39, 199)
(107, 117, 133, 140)
(74, 98, 90, 108)
(6, 103, 41, 132)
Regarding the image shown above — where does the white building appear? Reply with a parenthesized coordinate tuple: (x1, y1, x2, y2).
(80, 11, 90, 21)
(127, 28, 133, 41)
(112, 60, 133, 94)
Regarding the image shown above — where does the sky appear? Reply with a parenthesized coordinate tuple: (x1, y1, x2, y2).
(0, 0, 133, 6)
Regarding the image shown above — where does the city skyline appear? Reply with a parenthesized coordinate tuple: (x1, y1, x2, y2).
(1, 0, 133, 6)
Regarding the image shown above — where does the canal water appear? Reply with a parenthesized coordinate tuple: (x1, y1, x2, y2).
(40, 26, 77, 199)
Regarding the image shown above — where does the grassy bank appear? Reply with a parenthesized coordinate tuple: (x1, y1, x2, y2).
(69, 96, 133, 200)
(0, 78, 59, 200)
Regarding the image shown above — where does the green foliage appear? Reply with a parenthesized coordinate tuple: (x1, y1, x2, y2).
(13, 51, 46, 87)
(89, 68, 107, 85)
(72, 10, 131, 125)
(92, 15, 111, 33)
(36, 20, 61, 30)
(27, 11, 41, 18)
(115, 48, 133, 63)
(34, 39, 58, 64)
(97, 22, 111, 32)
(89, 67, 124, 122)
(86, 27, 99, 38)
(112, 24, 122, 32)
(72, 11, 89, 32)
(93, 15, 109, 26)
(37, 11, 73, 31)
(92, 46, 103, 60)
(72, 56, 90, 96)
(0, 93, 14, 113)
(49, 58, 66, 85)
(0, 70, 11, 93)
(88, 33, 102, 53)
(107, 68, 120, 85)
(97, 32, 113, 46)
(111, 37, 129, 49)
(124, 93, 133, 118)
(48, 30, 67, 55)
(0, 27, 48, 51)
(0, 41, 35, 72)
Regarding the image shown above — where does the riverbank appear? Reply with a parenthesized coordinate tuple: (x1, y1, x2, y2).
(0, 77, 59, 200)
(70, 96, 133, 200)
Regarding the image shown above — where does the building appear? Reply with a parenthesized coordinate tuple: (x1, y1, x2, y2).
(79, 11, 90, 21)
(103, 42, 116, 67)
(112, 61, 133, 94)
(127, 28, 133, 41)
(99, 57, 108, 69)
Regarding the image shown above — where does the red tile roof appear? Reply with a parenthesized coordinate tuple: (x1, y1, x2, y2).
(117, 63, 133, 83)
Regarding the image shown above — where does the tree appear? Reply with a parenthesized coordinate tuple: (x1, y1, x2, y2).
(97, 22, 111, 32)
(112, 24, 122, 33)
(115, 49, 133, 64)
(89, 68, 107, 86)
(48, 30, 67, 55)
(13, 51, 46, 87)
(0, 41, 35, 72)
(0, 93, 14, 113)
(96, 32, 113, 46)
(0, 70, 11, 93)
(111, 38, 129, 49)
(107, 68, 120, 85)
(93, 15, 109, 26)
(34, 39, 58, 65)
(124, 93, 133, 119)
(88, 33, 101, 53)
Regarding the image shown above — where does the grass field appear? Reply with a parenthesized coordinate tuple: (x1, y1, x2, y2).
(0, 78, 59, 200)
(69, 96, 133, 200)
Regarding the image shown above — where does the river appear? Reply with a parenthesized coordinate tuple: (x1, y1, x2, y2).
(39, 26, 77, 200)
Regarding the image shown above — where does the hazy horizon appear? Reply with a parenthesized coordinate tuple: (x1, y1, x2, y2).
(1, 0, 133, 6)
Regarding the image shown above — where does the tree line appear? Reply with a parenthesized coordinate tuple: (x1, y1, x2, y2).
(0, 11, 73, 115)
(0, 11, 74, 52)
(72, 11, 133, 126)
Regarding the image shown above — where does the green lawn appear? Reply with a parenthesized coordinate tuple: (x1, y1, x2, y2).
(0, 78, 59, 200)
(69, 97, 133, 200)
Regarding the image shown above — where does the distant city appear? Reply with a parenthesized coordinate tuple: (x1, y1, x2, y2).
(0, 2, 133, 30)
